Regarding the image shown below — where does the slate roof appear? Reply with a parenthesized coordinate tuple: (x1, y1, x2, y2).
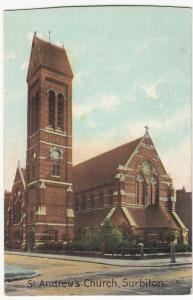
(73, 137, 142, 193)
(145, 205, 180, 229)
(121, 206, 180, 229)
(77, 207, 111, 228)
(77, 205, 181, 230)
(27, 36, 73, 80)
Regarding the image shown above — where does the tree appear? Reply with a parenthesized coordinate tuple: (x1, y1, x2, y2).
(100, 220, 124, 253)
(164, 229, 178, 243)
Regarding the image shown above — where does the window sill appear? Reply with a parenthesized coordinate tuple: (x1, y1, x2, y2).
(55, 127, 65, 133)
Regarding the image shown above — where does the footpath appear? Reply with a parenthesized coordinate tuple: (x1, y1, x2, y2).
(5, 251, 192, 268)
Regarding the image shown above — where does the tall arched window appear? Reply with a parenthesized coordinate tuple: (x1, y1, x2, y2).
(56, 164, 60, 176)
(30, 210, 33, 222)
(75, 198, 79, 212)
(151, 176, 159, 204)
(57, 93, 64, 129)
(90, 193, 95, 209)
(109, 190, 113, 206)
(80, 197, 86, 210)
(136, 161, 159, 206)
(136, 173, 145, 205)
(13, 199, 22, 224)
(52, 163, 60, 176)
(48, 90, 56, 127)
(36, 189, 40, 210)
(32, 92, 39, 133)
(100, 191, 104, 207)
(136, 180, 139, 204)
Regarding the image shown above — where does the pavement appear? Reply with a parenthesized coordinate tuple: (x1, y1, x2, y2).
(5, 251, 192, 267)
(5, 264, 40, 282)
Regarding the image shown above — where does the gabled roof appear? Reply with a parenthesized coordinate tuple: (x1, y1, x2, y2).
(12, 161, 26, 189)
(145, 205, 181, 229)
(73, 137, 142, 192)
(77, 207, 111, 228)
(27, 36, 73, 81)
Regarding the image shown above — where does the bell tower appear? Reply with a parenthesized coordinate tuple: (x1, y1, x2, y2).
(24, 34, 74, 250)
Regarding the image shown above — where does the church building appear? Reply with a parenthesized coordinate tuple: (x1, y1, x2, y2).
(6, 35, 74, 250)
(73, 131, 188, 244)
(5, 36, 188, 250)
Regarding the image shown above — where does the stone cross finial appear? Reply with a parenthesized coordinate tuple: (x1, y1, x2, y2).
(145, 125, 149, 131)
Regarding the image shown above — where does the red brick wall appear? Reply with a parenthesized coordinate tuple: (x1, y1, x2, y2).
(24, 46, 74, 248)
(176, 189, 192, 243)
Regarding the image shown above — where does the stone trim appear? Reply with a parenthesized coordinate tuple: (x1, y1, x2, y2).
(172, 212, 187, 230)
(27, 179, 72, 187)
(35, 222, 74, 227)
(159, 197, 169, 201)
(27, 140, 72, 151)
(121, 206, 136, 226)
(125, 192, 136, 197)
(35, 206, 46, 215)
(67, 208, 74, 217)
(101, 207, 116, 225)
(41, 128, 72, 138)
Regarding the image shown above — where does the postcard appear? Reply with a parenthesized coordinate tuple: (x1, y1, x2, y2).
(3, 4, 192, 296)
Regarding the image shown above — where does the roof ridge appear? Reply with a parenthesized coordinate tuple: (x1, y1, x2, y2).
(74, 136, 143, 168)
(35, 36, 65, 51)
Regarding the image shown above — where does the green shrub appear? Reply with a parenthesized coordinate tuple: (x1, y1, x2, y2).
(164, 229, 179, 242)
(175, 243, 191, 252)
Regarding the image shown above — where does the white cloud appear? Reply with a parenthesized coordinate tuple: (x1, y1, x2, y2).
(73, 102, 191, 168)
(164, 106, 191, 128)
(141, 84, 159, 100)
(121, 106, 190, 139)
(4, 52, 15, 62)
(73, 127, 118, 164)
(100, 94, 119, 111)
(87, 121, 97, 129)
(73, 102, 96, 120)
(74, 70, 90, 86)
(136, 37, 164, 54)
(20, 61, 28, 71)
(73, 92, 120, 120)
(73, 121, 191, 192)
(125, 93, 136, 103)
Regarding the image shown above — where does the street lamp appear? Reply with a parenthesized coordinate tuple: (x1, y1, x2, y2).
(170, 241, 176, 263)
(165, 229, 178, 264)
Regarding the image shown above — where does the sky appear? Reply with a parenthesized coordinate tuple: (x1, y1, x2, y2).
(4, 6, 192, 191)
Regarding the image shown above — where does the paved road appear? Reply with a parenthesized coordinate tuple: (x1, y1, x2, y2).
(5, 251, 192, 295)
(5, 251, 192, 267)
(5, 264, 192, 295)
(48, 265, 193, 295)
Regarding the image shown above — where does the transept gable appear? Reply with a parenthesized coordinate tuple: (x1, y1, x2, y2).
(124, 130, 170, 181)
